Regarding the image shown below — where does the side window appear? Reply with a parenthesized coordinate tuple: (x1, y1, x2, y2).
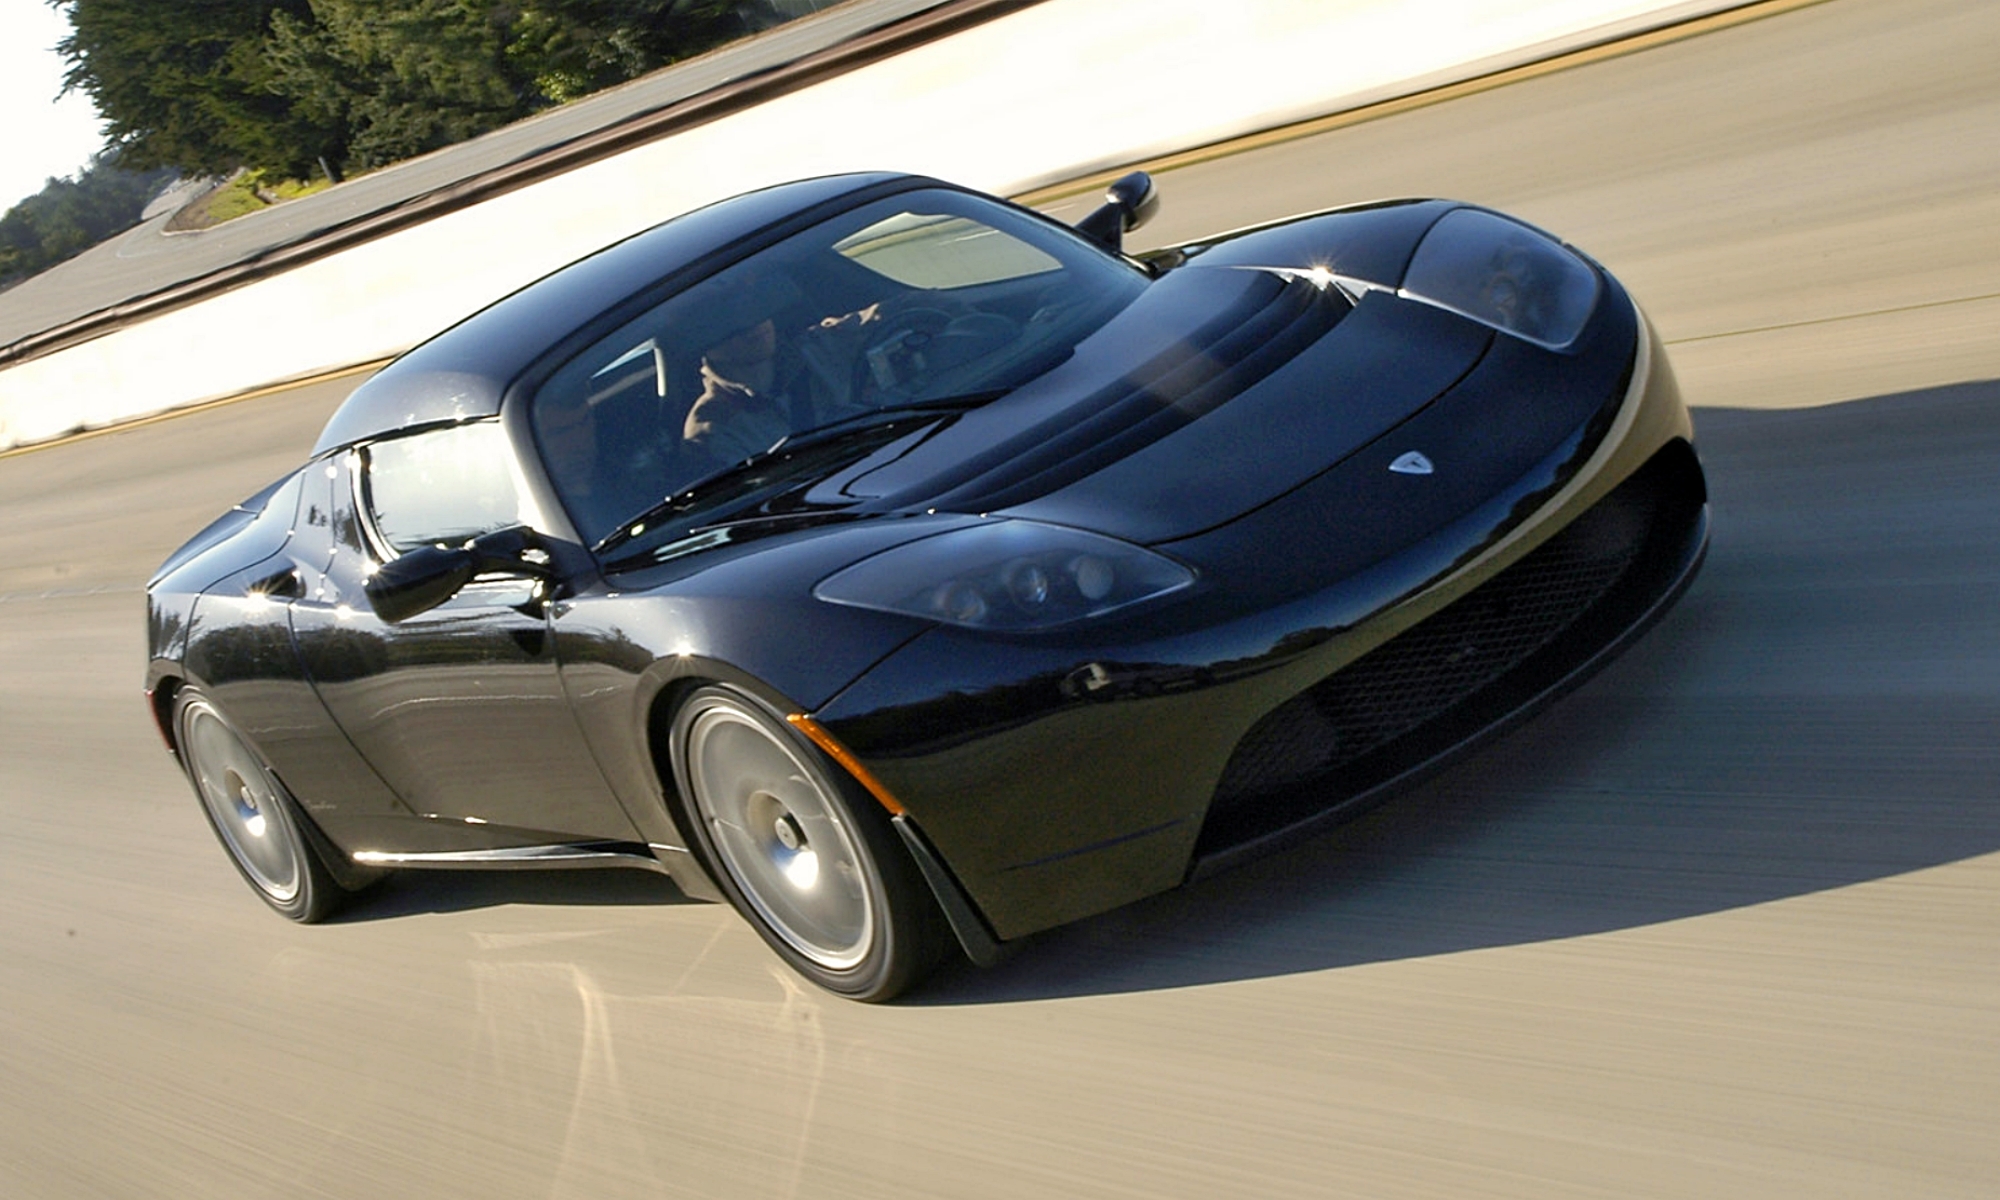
(361, 421, 522, 555)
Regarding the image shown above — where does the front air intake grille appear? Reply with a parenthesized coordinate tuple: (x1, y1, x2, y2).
(1196, 442, 1704, 858)
(1213, 514, 1638, 800)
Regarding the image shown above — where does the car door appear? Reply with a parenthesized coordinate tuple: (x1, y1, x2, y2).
(288, 419, 640, 847)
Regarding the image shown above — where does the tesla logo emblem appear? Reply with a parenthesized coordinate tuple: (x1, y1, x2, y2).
(1389, 451, 1435, 475)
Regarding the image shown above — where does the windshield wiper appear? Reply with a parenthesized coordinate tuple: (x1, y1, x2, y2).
(591, 391, 1004, 557)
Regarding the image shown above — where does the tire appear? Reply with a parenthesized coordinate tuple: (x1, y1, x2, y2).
(671, 686, 950, 1001)
(173, 686, 347, 923)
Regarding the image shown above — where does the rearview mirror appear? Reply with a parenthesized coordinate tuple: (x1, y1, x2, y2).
(364, 526, 552, 623)
(1074, 172, 1160, 253)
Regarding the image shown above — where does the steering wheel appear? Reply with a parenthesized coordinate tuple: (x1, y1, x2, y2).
(855, 306, 952, 401)
(855, 306, 1026, 404)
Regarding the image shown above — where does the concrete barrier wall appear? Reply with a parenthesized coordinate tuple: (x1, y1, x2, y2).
(0, 0, 1743, 450)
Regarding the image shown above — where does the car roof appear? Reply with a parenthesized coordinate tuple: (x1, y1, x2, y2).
(311, 172, 916, 455)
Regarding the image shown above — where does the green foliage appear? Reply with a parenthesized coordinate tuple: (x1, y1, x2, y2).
(159, 170, 333, 232)
(504, 0, 750, 105)
(265, 175, 333, 202)
(52, 0, 773, 181)
(55, 1, 332, 177)
(0, 153, 178, 287)
(197, 175, 274, 225)
(264, 1, 524, 172)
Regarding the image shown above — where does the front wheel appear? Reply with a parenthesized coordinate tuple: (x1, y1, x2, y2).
(672, 686, 949, 1001)
(173, 686, 347, 922)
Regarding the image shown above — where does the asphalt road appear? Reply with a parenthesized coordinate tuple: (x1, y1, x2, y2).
(4, 0, 1997, 1195)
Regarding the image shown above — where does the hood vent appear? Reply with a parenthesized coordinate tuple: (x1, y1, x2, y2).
(882, 273, 1350, 513)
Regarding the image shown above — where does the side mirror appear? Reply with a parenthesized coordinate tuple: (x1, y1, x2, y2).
(364, 526, 553, 623)
(365, 545, 476, 623)
(1074, 171, 1160, 252)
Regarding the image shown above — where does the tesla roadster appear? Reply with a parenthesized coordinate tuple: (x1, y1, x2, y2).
(146, 171, 1706, 999)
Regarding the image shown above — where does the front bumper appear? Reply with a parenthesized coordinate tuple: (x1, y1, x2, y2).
(815, 317, 1704, 941)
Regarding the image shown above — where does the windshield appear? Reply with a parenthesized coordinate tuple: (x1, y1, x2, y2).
(529, 188, 1148, 549)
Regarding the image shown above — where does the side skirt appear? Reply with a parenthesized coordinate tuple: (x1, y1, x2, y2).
(351, 841, 673, 872)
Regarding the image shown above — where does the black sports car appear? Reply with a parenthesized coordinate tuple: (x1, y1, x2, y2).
(146, 172, 1706, 1000)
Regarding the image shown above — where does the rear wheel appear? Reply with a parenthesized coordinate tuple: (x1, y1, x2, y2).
(173, 687, 346, 922)
(672, 686, 949, 1001)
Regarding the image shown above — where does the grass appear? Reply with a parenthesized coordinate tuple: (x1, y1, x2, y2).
(168, 171, 335, 232)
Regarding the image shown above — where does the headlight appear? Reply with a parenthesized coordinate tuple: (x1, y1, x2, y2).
(813, 519, 1195, 631)
(1402, 208, 1599, 350)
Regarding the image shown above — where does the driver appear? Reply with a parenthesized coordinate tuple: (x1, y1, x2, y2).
(681, 313, 800, 466)
(681, 268, 883, 467)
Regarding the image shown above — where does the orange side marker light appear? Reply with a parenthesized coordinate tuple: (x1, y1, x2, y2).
(787, 713, 907, 815)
